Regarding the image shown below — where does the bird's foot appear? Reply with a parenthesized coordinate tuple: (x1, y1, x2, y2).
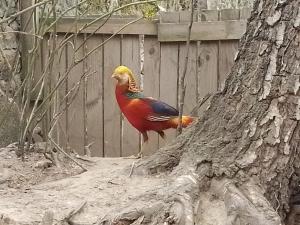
(136, 151, 143, 159)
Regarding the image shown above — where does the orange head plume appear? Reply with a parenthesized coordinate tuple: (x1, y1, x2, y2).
(112, 65, 140, 92)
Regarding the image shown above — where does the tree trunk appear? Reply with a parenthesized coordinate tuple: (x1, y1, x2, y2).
(105, 0, 300, 224)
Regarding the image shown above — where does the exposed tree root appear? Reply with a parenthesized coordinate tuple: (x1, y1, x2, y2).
(98, 172, 201, 225)
(97, 173, 283, 225)
(133, 127, 197, 175)
(211, 178, 282, 225)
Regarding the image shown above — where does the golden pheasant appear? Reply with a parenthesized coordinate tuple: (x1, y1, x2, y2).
(112, 65, 193, 155)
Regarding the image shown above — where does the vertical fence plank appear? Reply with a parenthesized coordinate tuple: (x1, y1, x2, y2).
(197, 42, 218, 109)
(197, 9, 219, 115)
(41, 35, 67, 147)
(33, 39, 44, 101)
(159, 43, 179, 147)
(218, 9, 239, 90)
(240, 8, 251, 20)
(40, 35, 49, 142)
(121, 35, 140, 157)
(86, 35, 104, 156)
(159, 12, 180, 148)
(103, 36, 121, 157)
(54, 35, 68, 148)
(178, 42, 197, 114)
(66, 35, 85, 155)
(143, 36, 160, 155)
(178, 11, 198, 115)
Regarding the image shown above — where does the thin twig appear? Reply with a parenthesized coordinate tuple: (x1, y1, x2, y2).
(49, 137, 88, 172)
(44, 0, 88, 33)
(190, 93, 212, 116)
(63, 201, 87, 223)
(48, 71, 95, 134)
(75, 13, 112, 51)
(21, 76, 45, 143)
(0, 31, 43, 39)
(77, 16, 144, 62)
(177, 0, 195, 135)
(129, 162, 136, 177)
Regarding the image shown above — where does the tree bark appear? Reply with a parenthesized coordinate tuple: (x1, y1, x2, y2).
(113, 0, 300, 224)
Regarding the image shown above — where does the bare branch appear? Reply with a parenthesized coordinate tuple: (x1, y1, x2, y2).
(177, 0, 195, 135)
(0, 31, 43, 39)
(77, 16, 144, 62)
(49, 137, 88, 172)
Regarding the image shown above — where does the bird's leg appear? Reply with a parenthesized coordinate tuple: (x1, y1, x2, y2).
(137, 132, 148, 158)
(157, 131, 165, 139)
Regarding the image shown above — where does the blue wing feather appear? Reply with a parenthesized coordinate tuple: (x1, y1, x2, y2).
(124, 91, 178, 121)
(148, 99, 178, 116)
(142, 97, 178, 122)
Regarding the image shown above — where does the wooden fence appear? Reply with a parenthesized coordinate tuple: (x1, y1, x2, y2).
(39, 8, 251, 157)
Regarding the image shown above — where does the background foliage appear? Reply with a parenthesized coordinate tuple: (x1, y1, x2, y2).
(83, 0, 254, 14)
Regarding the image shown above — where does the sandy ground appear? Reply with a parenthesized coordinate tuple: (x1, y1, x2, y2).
(0, 144, 168, 225)
(0, 144, 82, 190)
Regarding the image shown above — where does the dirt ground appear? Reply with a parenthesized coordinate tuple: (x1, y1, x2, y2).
(0, 143, 82, 189)
(0, 143, 169, 225)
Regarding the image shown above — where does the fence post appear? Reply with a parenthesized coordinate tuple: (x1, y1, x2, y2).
(20, 0, 33, 80)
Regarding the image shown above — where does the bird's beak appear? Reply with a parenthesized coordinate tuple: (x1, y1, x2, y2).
(111, 73, 117, 79)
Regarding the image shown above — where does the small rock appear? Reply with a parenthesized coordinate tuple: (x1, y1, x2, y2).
(34, 160, 53, 169)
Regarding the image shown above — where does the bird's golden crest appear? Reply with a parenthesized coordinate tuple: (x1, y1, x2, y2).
(113, 65, 140, 92)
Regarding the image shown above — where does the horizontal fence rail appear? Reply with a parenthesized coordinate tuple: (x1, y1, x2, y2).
(39, 8, 251, 157)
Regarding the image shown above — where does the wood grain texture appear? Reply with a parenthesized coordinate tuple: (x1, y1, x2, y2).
(158, 20, 247, 42)
(219, 9, 240, 20)
(143, 36, 160, 155)
(159, 12, 179, 148)
(52, 17, 158, 35)
(218, 9, 240, 90)
(178, 11, 197, 126)
(196, 6, 218, 116)
(103, 35, 121, 157)
(197, 41, 218, 115)
(240, 8, 251, 19)
(86, 35, 104, 156)
(178, 6, 198, 113)
(199, 9, 219, 21)
(66, 36, 85, 155)
(121, 35, 140, 157)
(42, 35, 68, 148)
(40, 36, 50, 142)
(177, 10, 198, 114)
(54, 35, 68, 149)
(160, 12, 180, 23)
(218, 40, 239, 90)
(178, 42, 197, 114)
(32, 39, 43, 100)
